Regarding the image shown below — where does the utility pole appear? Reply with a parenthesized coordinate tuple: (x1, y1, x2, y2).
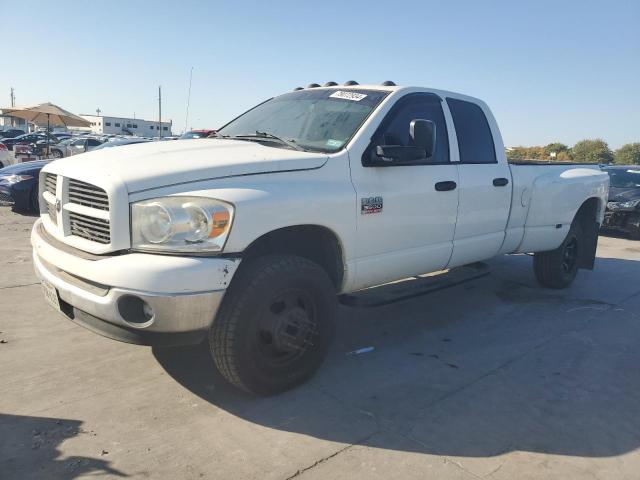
(158, 85, 162, 139)
(10, 87, 15, 127)
(96, 108, 101, 117)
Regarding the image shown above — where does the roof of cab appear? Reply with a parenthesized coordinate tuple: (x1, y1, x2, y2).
(290, 83, 485, 106)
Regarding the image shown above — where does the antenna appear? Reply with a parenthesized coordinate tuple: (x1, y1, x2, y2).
(158, 85, 162, 139)
(184, 67, 194, 134)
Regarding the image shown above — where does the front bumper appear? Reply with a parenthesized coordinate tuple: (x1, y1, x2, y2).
(31, 219, 240, 346)
(0, 185, 15, 206)
(602, 210, 640, 235)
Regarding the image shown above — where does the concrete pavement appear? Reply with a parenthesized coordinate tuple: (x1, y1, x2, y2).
(1, 205, 639, 479)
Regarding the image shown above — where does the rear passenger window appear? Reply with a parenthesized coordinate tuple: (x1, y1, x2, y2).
(447, 98, 496, 164)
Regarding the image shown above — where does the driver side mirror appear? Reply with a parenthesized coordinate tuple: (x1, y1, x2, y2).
(370, 119, 436, 165)
(409, 119, 435, 158)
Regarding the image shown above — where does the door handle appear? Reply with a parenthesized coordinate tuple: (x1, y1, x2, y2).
(493, 177, 509, 187)
(435, 181, 457, 192)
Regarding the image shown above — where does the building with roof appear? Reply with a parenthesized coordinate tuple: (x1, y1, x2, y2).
(79, 114, 173, 137)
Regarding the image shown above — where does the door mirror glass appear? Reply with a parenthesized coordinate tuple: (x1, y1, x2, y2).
(410, 119, 435, 158)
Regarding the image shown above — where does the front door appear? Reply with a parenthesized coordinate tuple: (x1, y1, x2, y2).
(349, 93, 459, 290)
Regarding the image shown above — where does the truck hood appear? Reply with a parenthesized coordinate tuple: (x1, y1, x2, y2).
(43, 139, 328, 193)
(608, 186, 640, 202)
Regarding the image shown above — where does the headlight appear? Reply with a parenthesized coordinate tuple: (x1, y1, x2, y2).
(618, 199, 640, 209)
(1, 174, 34, 184)
(131, 197, 233, 253)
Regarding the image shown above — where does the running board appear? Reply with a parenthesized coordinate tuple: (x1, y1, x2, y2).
(339, 262, 490, 308)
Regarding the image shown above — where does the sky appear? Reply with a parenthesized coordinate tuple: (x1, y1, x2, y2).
(1, 0, 638, 148)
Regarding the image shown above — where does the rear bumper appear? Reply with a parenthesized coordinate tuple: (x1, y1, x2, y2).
(31, 219, 240, 346)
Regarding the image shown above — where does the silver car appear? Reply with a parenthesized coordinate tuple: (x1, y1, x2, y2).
(50, 137, 104, 158)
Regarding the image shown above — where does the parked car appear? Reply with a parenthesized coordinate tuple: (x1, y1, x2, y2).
(601, 165, 640, 239)
(0, 142, 10, 168)
(0, 160, 48, 211)
(179, 129, 216, 139)
(50, 137, 104, 158)
(33, 83, 608, 395)
(0, 129, 26, 139)
(1, 132, 58, 151)
(91, 138, 151, 150)
(52, 132, 73, 142)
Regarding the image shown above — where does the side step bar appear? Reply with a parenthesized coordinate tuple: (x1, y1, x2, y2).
(339, 262, 490, 308)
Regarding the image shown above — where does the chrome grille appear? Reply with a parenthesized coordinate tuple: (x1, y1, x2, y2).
(47, 202, 57, 225)
(45, 174, 57, 225)
(68, 179, 109, 211)
(41, 175, 112, 247)
(45, 173, 57, 195)
(69, 211, 111, 244)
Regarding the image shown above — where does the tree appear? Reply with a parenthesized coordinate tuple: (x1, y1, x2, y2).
(571, 139, 613, 164)
(614, 143, 640, 165)
(544, 142, 569, 156)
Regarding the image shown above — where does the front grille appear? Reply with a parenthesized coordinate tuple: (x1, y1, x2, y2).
(45, 174, 57, 195)
(41, 175, 112, 246)
(68, 179, 109, 211)
(47, 202, 57, 225)
(45, 174, 57, 224)
(69, 211, 111, 244)
(0, 192, 14, 205)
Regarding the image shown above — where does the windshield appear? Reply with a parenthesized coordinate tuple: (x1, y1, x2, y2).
(217, 89, 389, 153)
(606, 168, 640, 188)
(180, 131, 210, 139)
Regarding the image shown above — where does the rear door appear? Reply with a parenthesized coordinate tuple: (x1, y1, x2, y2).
(349, 93, 459, 290)
(446, 97, 512, 268)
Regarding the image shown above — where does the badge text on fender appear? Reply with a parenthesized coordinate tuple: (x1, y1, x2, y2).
(361, 196, 383, 215)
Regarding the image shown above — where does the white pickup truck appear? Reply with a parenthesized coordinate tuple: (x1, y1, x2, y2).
(32, 83, 609, 394)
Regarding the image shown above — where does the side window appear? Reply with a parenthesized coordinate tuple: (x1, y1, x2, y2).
(367, 93, 449, 165)
(446, 98, 496, 164)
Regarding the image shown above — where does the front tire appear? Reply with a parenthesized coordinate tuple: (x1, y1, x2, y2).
(210, 254, 336, 395)
(533, 221, 583, 289)
(51, 149, 63, 159)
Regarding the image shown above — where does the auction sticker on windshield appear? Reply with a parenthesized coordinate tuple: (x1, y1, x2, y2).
(329, 91, 367, 101)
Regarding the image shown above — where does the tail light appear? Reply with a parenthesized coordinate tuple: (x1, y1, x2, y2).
(0, 143, 7, 151)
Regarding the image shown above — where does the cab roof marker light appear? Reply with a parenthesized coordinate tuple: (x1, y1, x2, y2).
(323, 81, 338, 86)
(307, 83, 321, 88)
(344, 80, 359, 86)
(381, 80, 396, 86)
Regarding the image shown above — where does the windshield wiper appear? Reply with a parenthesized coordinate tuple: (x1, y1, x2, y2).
(231, 131, 306, 151)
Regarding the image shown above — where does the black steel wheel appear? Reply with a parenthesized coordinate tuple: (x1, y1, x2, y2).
(210, 254, 336, 395)
(534, 221, 582, 289)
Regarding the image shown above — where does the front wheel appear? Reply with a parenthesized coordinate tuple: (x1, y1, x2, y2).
(51, 149, 63, 159)
(533, 221, 583, 289)
(209, 254, 336, 395)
